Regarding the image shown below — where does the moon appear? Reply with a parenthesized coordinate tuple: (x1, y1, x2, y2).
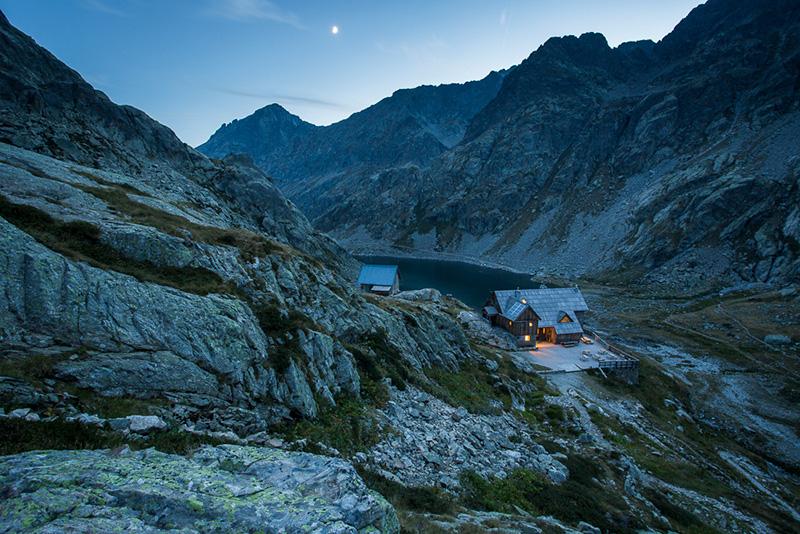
(331, 25, 339, 35)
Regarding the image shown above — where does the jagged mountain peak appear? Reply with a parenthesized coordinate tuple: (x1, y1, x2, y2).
(249, 102, 309, 123)
(656, 0, 800, 59)
(265, 0, 799, 288)
(537, 31, 611, 56)
(197, 65, 506, 200)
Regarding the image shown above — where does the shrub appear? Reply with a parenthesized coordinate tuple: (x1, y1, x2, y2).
(0, 418, 125, 455)
(253, 303, 314, 337)
(459, 469, 544, 514)
(0, 418, 234, 457)
(544, 404, 565, 422)
(458, 457, 641, 533)
(356, 466, 457, 515)
(275, 397, 382, 456)
(348, 330, 414, 391)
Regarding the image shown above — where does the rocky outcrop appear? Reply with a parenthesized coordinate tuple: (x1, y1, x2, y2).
(0, 445, 399, 533)
(366, 387, 568, 489)
(0, 11, 477, 436)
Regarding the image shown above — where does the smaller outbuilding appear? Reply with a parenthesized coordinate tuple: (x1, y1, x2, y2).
(356, 264, 400, 296)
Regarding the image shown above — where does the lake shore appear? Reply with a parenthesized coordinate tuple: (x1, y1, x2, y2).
(349, 244, 535, 276)
(350, 251, 544, 308)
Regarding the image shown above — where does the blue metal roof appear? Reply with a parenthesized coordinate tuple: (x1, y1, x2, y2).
(357, 264, 398, 286)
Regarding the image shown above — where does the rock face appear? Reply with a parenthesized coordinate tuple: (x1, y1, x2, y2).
(198, 104, 316, 174)
(0, 445, 399, 533)
(200, 0, 800, 289)
(0, 11, 475, 435)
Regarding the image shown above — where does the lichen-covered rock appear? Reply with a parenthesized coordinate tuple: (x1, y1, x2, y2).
(298, 330, 360, 405)
(394, 288, 442, 303)
(0, 445, 399, 533)
(127, 415, 168, 433)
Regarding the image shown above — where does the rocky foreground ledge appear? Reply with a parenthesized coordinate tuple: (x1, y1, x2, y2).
(0, 445, 399, 533)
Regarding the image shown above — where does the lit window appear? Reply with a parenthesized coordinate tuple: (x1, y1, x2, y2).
(521, 298, 527, 304)
(524, 335, 530, 342)
(528, 322, 533, 327)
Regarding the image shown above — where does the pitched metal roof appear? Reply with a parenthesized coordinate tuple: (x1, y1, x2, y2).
(493, 287, 588, 331)
(555, 322, 583, 335)
(357, 264, 398, 286)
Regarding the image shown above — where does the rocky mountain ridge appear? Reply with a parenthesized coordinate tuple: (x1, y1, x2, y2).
(0, 8, 477, 438)
(198, 70, 507, 204)
(201, 0, 800, 290)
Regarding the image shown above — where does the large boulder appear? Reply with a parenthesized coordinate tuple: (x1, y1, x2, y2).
(0, 445, 399, 533)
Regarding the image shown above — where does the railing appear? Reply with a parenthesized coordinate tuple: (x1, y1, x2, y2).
(586, 330, 639, 370)
(598, 358, 639, 370)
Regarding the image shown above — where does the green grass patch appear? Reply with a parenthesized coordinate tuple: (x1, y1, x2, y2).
(425, 362, 510, 415)
(70, 168, 153, 197)
(274, 396, 383, 457)
(0, 418, 233, 456)
(459, 455, 641, 533)
(0, 195, 235, 296)
(643, 488, 723, 534)
(588, 408, 732, 498)
(595, 357, 691, 423)
(356, 466, 457, 515)
(76, 183, 280, 261)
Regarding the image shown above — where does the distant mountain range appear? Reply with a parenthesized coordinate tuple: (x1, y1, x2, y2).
(199, 0, 800, 289)
(198, 70, 507, 199)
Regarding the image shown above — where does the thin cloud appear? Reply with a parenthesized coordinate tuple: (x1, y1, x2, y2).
(214, 87, 348, 110)
(204, 0, 304, 29)
(376, 37, 449, 66)
(81, 0, 128, 17)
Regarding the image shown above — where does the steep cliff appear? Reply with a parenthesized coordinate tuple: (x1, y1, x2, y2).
(0, 9, 473, 437)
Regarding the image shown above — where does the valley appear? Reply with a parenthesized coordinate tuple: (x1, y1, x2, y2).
(200, 0, 800, 292)
(0, 1, 798, 533)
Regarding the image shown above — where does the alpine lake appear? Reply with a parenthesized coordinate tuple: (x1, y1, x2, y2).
(355, 255, 539, 309)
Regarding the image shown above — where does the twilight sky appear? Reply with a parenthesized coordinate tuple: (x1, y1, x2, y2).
(1, 0, 703, 146)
